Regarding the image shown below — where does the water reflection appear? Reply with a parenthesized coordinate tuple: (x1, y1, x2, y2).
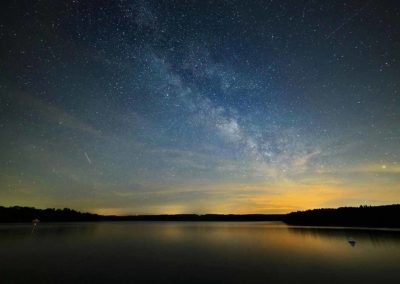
(288, 226, 400, 247)
(1, 222, 400, 283)
(0, 223, 99, 241)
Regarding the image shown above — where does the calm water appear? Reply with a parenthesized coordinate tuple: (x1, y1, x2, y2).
(1, 222, 400, 283)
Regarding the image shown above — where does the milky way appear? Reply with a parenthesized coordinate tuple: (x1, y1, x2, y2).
(1, 1, 399, 214)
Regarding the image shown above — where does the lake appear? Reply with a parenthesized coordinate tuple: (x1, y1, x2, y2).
(1, 222, 399, 283)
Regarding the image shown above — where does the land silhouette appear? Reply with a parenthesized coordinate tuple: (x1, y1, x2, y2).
(0, 206, 282, 222)
(0, 204, 399, 228)
(284, 204, 400, 228)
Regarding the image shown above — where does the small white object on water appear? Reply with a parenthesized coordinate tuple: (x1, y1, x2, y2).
(31, 219, 40, 233)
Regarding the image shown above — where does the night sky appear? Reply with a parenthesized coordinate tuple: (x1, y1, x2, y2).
(1, 0, 399, 215)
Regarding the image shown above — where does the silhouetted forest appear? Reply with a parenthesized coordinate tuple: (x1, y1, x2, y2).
(1, 205, 400, 227)
(0, 206, 282, 222)
(0, 206, 101, 222)
(284, 204, 400, 228)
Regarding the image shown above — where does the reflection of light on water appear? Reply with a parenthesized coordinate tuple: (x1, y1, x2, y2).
(1, 221, 400, 284)
(31, 218, 40, 234)
(283, 225, 400, 265)
(146, 222, 400, 268)
(132, 222, 400, 257)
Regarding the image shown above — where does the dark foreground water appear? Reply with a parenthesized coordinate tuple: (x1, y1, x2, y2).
(1, 222, 400, 283)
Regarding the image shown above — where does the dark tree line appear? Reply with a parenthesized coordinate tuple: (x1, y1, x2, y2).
(0, 206, 283, 222)
(2, 204, 400, 227)
(284, 204, 400, 228)
(0, 206, 100, 222)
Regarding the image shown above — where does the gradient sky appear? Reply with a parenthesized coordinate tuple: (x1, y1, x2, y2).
(1, 0, 399, 215)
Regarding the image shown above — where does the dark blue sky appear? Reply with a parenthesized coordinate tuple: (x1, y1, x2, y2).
(1, 0, 399, 214)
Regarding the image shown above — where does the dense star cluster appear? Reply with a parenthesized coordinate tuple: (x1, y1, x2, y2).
(0, 1, 399, 214)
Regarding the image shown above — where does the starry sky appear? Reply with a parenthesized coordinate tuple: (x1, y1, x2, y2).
(1, 0, 399, 215)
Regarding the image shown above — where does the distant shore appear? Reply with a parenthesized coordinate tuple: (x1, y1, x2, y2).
(284, 204, 400, 228)
(1, 204, 400, 228)
(0, 206, 283, 222)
